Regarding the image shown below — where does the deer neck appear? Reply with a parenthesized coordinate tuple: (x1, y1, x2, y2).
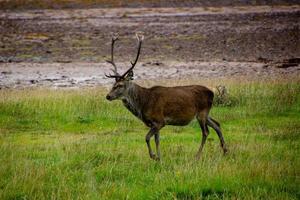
(121, 82, 148, 120)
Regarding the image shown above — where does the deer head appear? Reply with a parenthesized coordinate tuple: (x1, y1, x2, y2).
(105, 33, 144, 101)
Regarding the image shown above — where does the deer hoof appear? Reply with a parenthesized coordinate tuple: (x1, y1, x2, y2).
(223, 148, 229, 155)
(150, 153, 156, 159)
(195, 154, 201, 160)
(154, 156, 160, 161)
(150, 154, 160, 161)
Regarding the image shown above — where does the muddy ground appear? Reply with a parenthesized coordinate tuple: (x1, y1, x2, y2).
(1, 61, 300, 89)
(0, 5, 299, 88)
(0, 0, 299, 10)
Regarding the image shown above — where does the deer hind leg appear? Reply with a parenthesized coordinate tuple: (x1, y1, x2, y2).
(195, 113, 209, 160)
(207, 117, 228, 154)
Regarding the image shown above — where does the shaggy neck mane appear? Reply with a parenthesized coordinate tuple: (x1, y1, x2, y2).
(122, 83, 148, 120)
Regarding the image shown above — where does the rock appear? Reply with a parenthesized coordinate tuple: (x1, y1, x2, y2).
(1, 71, 12, 75)
(282, 58, 300, 64)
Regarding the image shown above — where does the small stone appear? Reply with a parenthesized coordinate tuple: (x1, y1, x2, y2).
(1, 71, 12, 75)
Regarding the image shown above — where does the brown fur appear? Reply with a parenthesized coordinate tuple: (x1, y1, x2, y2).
(123, 84, 213, 127)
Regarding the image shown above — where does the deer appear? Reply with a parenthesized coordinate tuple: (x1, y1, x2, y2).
(105, 33, 228, 161)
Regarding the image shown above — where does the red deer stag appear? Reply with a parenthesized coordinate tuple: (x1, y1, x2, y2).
(105, 34, 228, 160)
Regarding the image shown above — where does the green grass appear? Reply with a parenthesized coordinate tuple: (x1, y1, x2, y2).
(0, 79, 299, 199)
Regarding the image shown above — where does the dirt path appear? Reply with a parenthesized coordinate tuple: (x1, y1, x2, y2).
(1, 61, 299, 89)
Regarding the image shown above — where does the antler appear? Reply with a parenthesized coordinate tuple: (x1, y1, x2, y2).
(105, 33, 121, 79)
(105, 33, 144, 80)
(121, 33, 144, 78)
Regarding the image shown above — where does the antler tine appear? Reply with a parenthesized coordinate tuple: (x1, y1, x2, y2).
(106, 33, 120, 76)
(121, 33, 144, 78)
(105, 74, 122, 79)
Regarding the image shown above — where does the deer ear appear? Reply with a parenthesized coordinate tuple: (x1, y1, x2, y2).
(125, 70, 134, 80)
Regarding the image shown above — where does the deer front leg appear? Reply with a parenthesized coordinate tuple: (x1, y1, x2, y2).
(154, 133, 160, 161)
(145, 128, 156, 160)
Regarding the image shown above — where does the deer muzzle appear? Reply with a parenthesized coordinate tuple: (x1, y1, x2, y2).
(106, 94, 113, 101)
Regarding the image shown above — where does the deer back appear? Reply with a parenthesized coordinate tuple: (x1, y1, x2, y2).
(122, 84, 214, 127)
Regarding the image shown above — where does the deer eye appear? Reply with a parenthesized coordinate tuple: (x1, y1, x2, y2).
(114, 84, 124, 89)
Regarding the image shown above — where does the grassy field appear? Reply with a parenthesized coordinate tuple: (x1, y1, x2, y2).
(0, 78, 299, 199)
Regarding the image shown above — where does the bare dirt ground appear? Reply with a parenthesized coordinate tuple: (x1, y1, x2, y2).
(0, 0, 299, 10)
(0, 5, 299, 88)
(1, 61, 300, 89)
